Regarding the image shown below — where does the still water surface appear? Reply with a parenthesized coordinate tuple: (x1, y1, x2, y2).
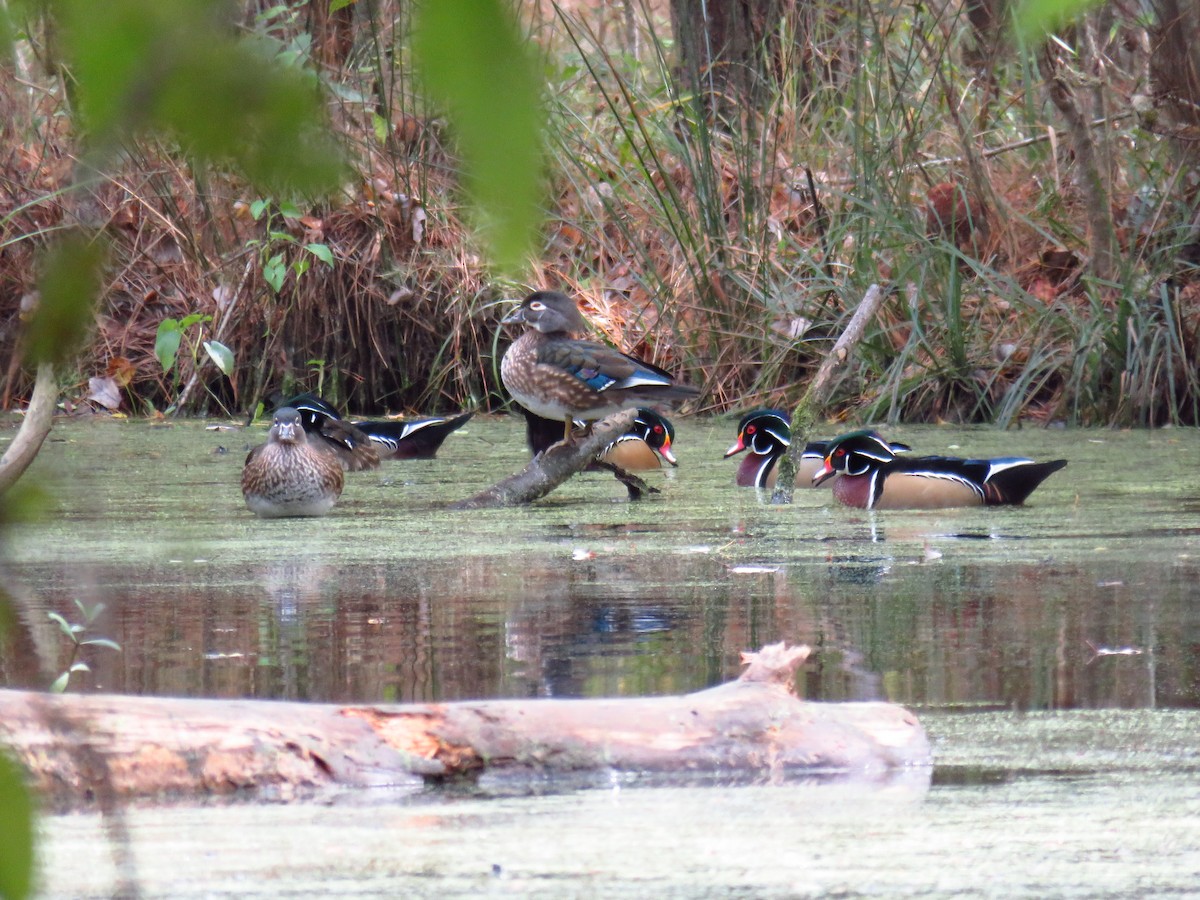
(4, 415, 1200, 897)
(4, 415, 1197, 710)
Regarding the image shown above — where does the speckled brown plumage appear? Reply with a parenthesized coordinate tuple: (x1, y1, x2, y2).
(501, 291, 698, 441)
(242, 408, 344, 518)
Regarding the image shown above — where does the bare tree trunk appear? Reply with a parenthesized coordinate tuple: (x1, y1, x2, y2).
(1148, 0, 1200, 167)
(1041, 38, 1119, 283)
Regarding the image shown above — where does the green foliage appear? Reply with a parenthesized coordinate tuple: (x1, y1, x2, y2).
(155, 313, 209, 373)
(246, 199, 335, 294)
(26, 233, 106, 365)
(414, 0, 545, 273)
(1013, 0, 1106, 43)
(47, 599, 121, 693)
(0, 752, 33, 900)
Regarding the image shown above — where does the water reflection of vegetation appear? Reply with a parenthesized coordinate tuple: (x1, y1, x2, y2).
(3, 418, 1197, 713)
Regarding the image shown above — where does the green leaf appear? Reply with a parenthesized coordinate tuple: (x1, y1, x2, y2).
(75, 599, 105, 624)
(263, 254, 287, 293)
(249, 198, 271, 221)
(202, 340, 235, 376)
(0, 751, 34, 900)
(26, 234, 107, 366)
(414, 0, 544, 273)
(305, 243, 334, 266)
(80, 638, 123, 652)
(155, 319, 183, 372)
(179, 312, 211, 330)
(49, 671, 70, 693)
(1013, 0, 1104, 42)
(46, 611, 74, 639)
(371, 111, 388, 144)
(329, 0, 357, 11)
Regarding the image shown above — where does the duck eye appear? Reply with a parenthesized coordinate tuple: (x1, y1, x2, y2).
(529, 301, 545, 311)
(834, 448, 845, 458)
(653, 425, 663, 434)
(746, 425, 756, 435)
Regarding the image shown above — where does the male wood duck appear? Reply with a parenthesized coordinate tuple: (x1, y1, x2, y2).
(282, 393, 473, 469)
(724, 409, 910, 489)
(812, 429, 1068, 509)
(500, 291, 699, 442)
(242, 407, 344, 517)
(524, 407, 678, 470)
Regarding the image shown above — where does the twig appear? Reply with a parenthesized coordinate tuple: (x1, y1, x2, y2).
(770, 284, 887, 504)
(803, 113, 1134, 189)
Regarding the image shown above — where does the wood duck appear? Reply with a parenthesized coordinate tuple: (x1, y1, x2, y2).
(724, 409, 910, 489)
(812, 429, 1068, 510)
(242, 407, 344, 517)
(282, 393, 473, 469)
(524, 407, 678, 470)
(500, 291, 699, 442)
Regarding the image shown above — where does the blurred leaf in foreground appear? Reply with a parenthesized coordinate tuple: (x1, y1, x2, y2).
(55, 0, 344, 195)
(1013, 0, 1104, 43)
(414, 0, 545, 273)
(26, 233, 106, 366)
(0, 750, 34, 900)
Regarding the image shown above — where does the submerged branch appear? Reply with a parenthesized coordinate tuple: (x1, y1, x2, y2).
(771, 285, 886, 504)
(452, 408, 642, 508)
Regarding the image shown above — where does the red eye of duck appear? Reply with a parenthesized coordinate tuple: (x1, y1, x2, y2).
(746, 425, 756, 435)
(834, 448, 845, 458)
(653, 425, 664, 434)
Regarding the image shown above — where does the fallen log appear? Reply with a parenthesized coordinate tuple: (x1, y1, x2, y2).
(0, 644, 929, 807)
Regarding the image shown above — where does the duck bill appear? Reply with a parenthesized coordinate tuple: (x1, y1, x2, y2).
(723, 437, 747, 459)
(659, 435, 679, 467)
(500, 307, 526, 326)
(811, 459, 837, 487)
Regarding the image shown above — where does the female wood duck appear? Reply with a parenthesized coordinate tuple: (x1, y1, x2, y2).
(724, 409, 910, 489)
(812, 429, 1068, 509)
(524, 407, 678, 470)
(500, 291, 699, 442)
(242, 407, 344, 517)
(282, 393, 473, 469)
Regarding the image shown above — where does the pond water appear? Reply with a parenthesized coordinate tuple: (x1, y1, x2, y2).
(4, 416, 1197, 709)
(3, 415, 1200, 896)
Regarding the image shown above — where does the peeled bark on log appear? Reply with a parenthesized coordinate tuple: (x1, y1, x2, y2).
(0, 643, 929, 807)
(453, 408, 649, 508)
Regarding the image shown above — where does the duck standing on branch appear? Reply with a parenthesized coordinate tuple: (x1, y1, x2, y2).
(500, 291, 699, 443)
(241, 407, 344, 518)
(724, 409, 909, 489)
(813, 430, 1067, 510)
(283, 393, 473, 469)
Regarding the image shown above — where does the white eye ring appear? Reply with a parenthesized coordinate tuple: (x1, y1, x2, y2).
(529, 301, 545, 310)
